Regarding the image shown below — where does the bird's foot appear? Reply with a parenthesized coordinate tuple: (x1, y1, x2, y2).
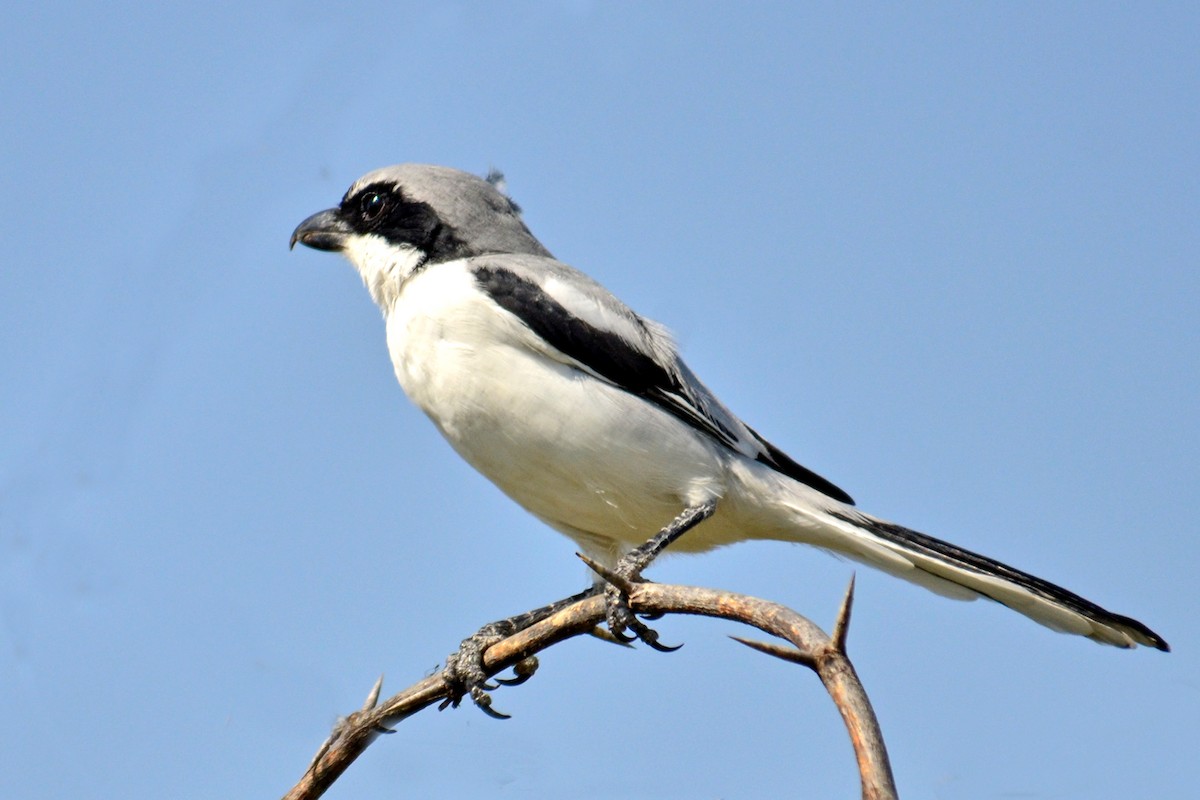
(602, 579, 681, 651)
(591, 501, 718, 649)
(440, 622, 532, 719)
(440, 588, 594, 719)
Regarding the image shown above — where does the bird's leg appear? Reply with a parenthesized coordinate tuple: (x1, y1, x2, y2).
(442, 586, 598, 719)
(602, 500, 718, 648)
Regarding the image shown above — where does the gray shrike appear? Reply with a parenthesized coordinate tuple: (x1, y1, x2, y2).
(290, 164, 1167, 673)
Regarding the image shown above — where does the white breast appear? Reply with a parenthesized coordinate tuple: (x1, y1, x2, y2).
(383, 261, 731, 555)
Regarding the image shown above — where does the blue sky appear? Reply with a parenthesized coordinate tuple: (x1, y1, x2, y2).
(3, 3, 1197, 797)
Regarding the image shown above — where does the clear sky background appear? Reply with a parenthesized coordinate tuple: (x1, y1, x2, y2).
(3, 3, 1197, 798)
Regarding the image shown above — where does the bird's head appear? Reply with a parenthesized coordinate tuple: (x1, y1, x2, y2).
(291, 164, 549, 309)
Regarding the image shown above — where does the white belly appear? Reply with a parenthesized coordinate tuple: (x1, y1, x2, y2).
(383, 264, 731, 557)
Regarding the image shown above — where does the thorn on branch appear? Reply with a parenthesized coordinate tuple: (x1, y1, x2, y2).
(730, 635, 818, 669)
(588, 625, 638, 648)
(362, 674, 384, 711)
(575, 552, 634, 593)
(832, 574, 856, 655)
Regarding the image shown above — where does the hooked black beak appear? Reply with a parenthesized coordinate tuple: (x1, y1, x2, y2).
(290, 208, 352, 252)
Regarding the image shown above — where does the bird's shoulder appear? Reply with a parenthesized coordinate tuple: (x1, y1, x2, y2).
(462, 253, 680, 385)
(459, 255, 750, 456)
(453, 253, 857, 505)
(466, 254, 666, 348)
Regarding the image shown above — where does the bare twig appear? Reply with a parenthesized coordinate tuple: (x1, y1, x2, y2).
(281, 580, 896, 800)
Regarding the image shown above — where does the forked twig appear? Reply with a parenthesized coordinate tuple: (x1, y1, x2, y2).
(281, 577, 896, 800)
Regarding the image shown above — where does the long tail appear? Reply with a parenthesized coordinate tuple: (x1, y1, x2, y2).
(795, 503, 1168, 651)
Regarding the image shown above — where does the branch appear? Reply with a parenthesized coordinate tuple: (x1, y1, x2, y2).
(281, 579, 896, 800)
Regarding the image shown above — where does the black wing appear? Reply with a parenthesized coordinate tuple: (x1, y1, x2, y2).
(473, 262, 854, 505)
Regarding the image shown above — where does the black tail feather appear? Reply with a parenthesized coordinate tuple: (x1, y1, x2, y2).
(830, 511, 1169, 652)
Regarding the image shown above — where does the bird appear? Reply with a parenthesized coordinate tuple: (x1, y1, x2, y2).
(290, 163, 1168, 669)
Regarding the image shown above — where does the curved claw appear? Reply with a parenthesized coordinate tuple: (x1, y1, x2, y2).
(627, 617, 683, 652)
(494, 674, 529, 687)
(471, 688, 512, 720)
(479, 705, 511, 721)
(610, 625, 638, 643)
(645, 637, 683, 653)
(495, 656, 539, 687)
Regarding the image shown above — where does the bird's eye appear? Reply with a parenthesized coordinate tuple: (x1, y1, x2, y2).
(360, 192, 386, 221)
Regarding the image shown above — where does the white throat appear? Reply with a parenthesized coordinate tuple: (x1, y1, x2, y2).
(342, 234, 427, 311)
